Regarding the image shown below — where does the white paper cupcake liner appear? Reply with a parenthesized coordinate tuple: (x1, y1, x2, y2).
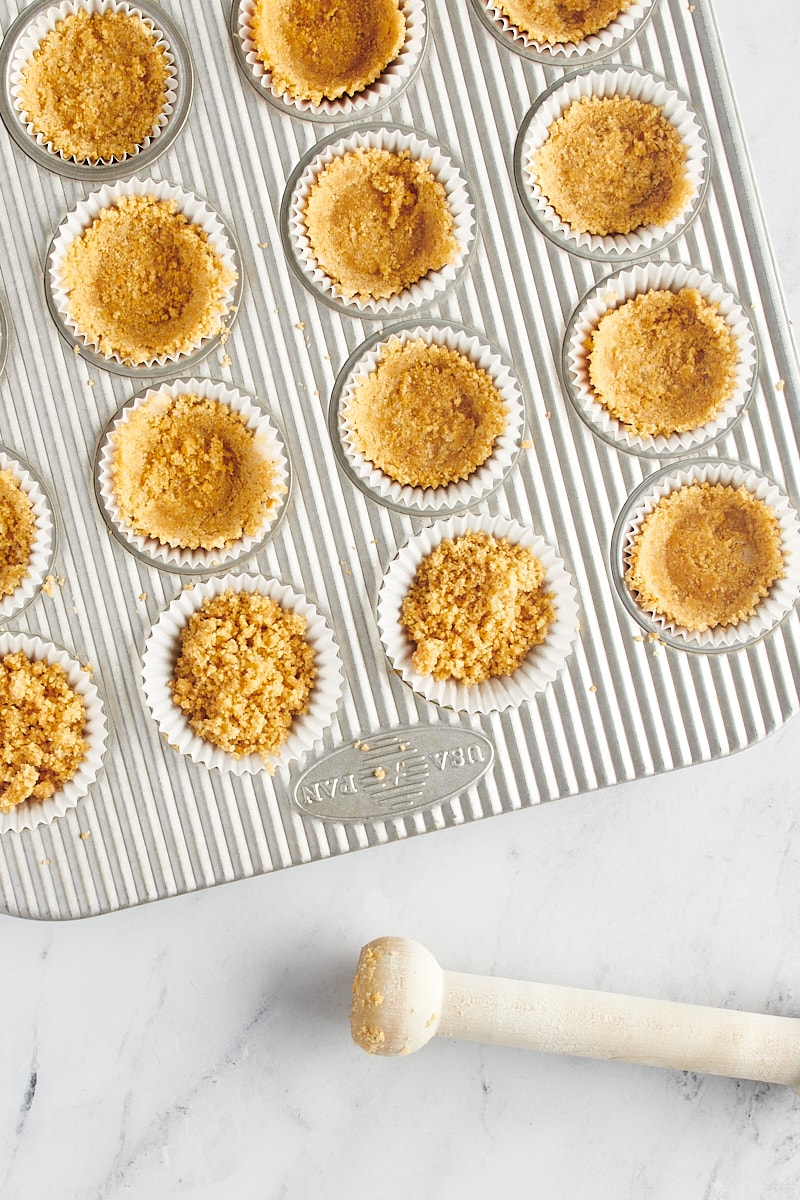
(514, 66, 709, 262)
(378, 513, 579, 713)
(142, 573, 343, 775)
(0, 447, 56, 622)
(333, 322, 525, 514)
(0, 299, 8, 378)
(47, 177, 241, 375)
(95, 378, 290, 573)
(0, 631, 108, 834)
(611, 459, 800, 652)
(283, 124, 476, 317)
(563, 262, 758, 457)
(471, 0, 657, 64)
(3, 0, 191, 177)
(233, 0, 427, 121)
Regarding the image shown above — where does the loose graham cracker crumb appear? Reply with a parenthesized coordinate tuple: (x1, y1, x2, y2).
(303, 146, 459, 301)
(496, 0, 632, 43)
(170, 590, 316, 765)
(111, 392, 284, 550)
(0, 650, 88, 811)
(18, 9, 169, 162)
(401, 530, 555, 686)
(0, 469, 35, 599)
(588, 288, 739, 437)
(60, 194, 236, 365)
(251, 0, 405, 104)
(533, 94, 692, 236)
(346, 339, 507, 487)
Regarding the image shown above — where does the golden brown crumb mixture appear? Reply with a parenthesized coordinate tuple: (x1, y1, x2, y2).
(0, 469, 35, 599)
(588, 288, 739, 436)
(18, 10, 169, 162)
(111, 392, 284, 550)
(401, 531, 555, 685)
(532, 94, 692, 236)
(303, 147, 459, 300)
(346, 339, 507, 487)
(60, 194, 236, 364)
(626, 482, 784, 631)
(497, 0, 632, 43)
(0, 651, 88, 812)
(251, 0, 405, 104)
(171, 590, 316, 763)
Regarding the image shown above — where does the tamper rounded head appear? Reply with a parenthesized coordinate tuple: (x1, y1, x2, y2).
(350, 936, 444, 1056)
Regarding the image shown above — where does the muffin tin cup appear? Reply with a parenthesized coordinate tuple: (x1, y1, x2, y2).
(0, 0, 193, 180)
(231, 0, 428, 122)
(94, 378, 291, 574)
(0, 446, 57, 622)
(514, 65, 710, 263)
(281, 123, 477, 318)
(330, 320, 525, 515)
(562, 262, 758, 457)
(142, 573, 343, 776)
(611, 459, 800, 652)
(469, 0, 658, 65)
(377, 512, 579, 714)
(46, 176, 242, 377)
(0, 630, 108, 834)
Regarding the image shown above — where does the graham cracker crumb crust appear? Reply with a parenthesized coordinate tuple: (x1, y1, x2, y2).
(59, 193, 237, 365)
(303, 146, 459, 301)
(251, 0, 405, 104)
(626, 482, 784, 632)
(18, 9, 169, 162)
(0, 469, 35, 599)
(533, 93, 692, 236)
(111, 392, 285, 551)
(346, 339, 507, 488)
(588, 287, 739, 437)
(401, 530, 555, 685)
(497, 0, 633, 44)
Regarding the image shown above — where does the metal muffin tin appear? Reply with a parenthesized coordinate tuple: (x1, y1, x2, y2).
(1, 1, 799, 919)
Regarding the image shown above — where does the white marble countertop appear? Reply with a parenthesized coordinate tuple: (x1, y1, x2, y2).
(3, 2, 800, 1197)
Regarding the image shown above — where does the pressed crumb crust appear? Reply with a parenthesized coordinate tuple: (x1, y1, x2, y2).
(346, 339, 507, 487)
(401, 530, 555, 686)
(532, 94, 692, 236)
(0, 469, 35, 599)
(303, 146, 459, 301)
(111, 393, 284, 551)
(0, 651, 88, 811)
(625, 482, 784, 632)
(18, 10, 169, 162)
(170, 590, 316, 764)
(588, 288, 739, 437)
(251, 0, 405, 104)
(497, 0, 632, 43)
(59, 194, 236, 365)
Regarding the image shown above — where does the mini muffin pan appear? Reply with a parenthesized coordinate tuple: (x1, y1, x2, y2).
(1, 1, 799, 919)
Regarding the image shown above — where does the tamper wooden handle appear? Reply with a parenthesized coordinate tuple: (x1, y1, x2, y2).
(350, 936, 800, 1085)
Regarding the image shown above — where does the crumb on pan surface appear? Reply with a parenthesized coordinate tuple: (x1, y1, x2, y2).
(0, 650, 88, 812)
(251, 0, 405, 104)
(18, 10, 169, 162)
(111, 392, 284, 550)
(625, 482, 784, 632)
(303, 146, 459, 301)
(496, 0, 633, 44)
(346, 338, 507, 487)
(170, 590, 316, 764)
(59, 193, 236, 364)
(0, 469, 35, 599)
(587, 287, 739, 437)
(532, 94, 692, 236)
(400, 530, 555, 685)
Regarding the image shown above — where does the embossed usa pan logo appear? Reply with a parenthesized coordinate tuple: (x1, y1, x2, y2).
(291, 725, 495, 822)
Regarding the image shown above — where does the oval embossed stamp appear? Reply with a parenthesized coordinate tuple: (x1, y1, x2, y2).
(291, 724, 495, 822)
